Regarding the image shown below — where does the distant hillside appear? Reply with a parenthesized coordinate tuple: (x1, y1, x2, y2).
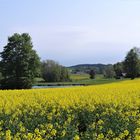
(69, 64, 108, 68)
(68, 64, 112, 74)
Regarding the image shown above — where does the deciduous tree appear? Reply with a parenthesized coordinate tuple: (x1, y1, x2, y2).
(0, 33, 40, 89)
(41, 60, 70, 82)
(124, 47, 140, 79)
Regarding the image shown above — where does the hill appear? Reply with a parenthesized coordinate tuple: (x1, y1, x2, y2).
(68, 63, 112, 74)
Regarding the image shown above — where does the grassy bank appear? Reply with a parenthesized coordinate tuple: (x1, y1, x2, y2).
(33, 74, 126, 86)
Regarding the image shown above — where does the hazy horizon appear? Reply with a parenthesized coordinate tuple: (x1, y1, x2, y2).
(1, 0, 140, 66)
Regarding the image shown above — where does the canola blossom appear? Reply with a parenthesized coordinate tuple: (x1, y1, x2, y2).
(0, 79, 140, 139)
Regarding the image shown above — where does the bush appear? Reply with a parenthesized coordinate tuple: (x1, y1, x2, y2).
(42, 60, 70, 82)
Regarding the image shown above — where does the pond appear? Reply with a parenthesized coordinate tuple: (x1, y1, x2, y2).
(32, 85, 82, 89)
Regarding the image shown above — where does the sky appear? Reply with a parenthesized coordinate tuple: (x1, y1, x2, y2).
(1, 0, 140, 66)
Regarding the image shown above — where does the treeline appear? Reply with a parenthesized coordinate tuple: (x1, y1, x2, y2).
(114, 47, 140, 79)
(0, 33, 140, 89)
(0, 33, 70, 89)
(69, 47, 140, 79)
(70, 64, 108, 74)
(42, 60, 70, 82)
(70, 64, 116, 78)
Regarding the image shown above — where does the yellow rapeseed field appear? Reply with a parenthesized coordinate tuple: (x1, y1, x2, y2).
(0, 79, 140, 139)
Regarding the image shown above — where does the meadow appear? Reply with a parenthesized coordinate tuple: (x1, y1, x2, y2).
(34, 74, 123, 87)
(0, 79, 140, 139)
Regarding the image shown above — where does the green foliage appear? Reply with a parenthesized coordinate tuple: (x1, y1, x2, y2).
(114, 62, 124, 79)
(42, 60, 70, 82)
(0, 72, 3, 81)
(89, 69, 96, 79)
(70, 64, 110, 74)
(124, 47, 140, 79)
(60, 66, 70, 82)
(0, 33, 40, 89)
(103, 65, 116, 78)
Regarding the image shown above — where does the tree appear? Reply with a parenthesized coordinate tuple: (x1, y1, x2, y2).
(41, 60, 70, 82)
(89, 69, 95, 79)
(60, 66, 70, 81)
(0, 33, 40, 89)
(124, 47, 140, 79)
(113, 62, 124, 79)
(103, 65, 115, 78)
